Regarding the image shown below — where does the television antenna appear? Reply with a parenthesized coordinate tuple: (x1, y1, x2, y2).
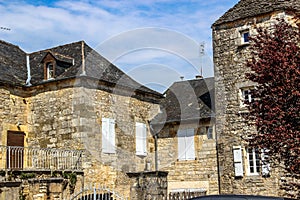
(199, 42, 205, 77)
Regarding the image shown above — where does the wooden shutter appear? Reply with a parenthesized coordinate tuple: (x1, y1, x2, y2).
(177, 129, 195, 160)
(177, 129, 186, 160)
(102, 118, 115, 153)
(108, 119, 115, 153)
(136, 122, 147, 156)
(233, 146, 244, 177)
(7, 131, 25, 169)
(185, 129, 195, 160)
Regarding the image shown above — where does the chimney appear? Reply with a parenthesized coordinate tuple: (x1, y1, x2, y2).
(195, 75, 203, 79)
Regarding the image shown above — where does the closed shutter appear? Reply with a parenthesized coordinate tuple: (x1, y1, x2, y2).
(136, 122, 147, 156)
(109, 119, 115, 153)
(233, 146, 244, 177)
(102, 118, 115, 153)
(177, 129, 195, 160)
(177, 129, 186, 160)
(185, 129, 195, 160)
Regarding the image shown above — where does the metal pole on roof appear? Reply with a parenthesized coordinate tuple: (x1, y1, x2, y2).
(80, 41, 86, 76)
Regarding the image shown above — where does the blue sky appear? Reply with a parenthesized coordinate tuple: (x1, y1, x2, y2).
(0, 0, 239, 92)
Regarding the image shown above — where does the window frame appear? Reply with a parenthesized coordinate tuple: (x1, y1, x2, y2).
(240, 87, 253, 107)
(46, 62, 55, 80)
(247, 148, 261, 175)
(240, 30, 250, 45)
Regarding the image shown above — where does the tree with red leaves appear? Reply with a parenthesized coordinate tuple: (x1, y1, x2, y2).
(245, 18, 300, 197)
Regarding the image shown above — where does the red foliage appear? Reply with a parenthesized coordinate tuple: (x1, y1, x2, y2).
(245, 18, 300, 175)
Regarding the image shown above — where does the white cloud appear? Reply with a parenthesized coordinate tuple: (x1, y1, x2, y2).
(0, 0, 238, 92)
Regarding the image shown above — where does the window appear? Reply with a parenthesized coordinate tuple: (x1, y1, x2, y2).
(207, 126, 213, 139)
(247, 148, 261, 175)
(136, 122, 147, 156)
(46, 62, 54, 79)
(177, 129, 195, 161)
(240, 88, 253, 106)
(241, 30, 250, 44)
(102, 118, 115, 154)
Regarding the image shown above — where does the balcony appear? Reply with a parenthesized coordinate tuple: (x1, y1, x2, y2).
(0, 145, 83, 171)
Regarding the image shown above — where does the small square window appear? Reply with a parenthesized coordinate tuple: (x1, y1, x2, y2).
(207, 127, 213, 139)
(240, 88, 253, 107)
(243, 32, 249, 43)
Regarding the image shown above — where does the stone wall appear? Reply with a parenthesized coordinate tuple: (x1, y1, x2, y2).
(0, 77, 161, 199)
(156, 121, 219, 195)
(213, 11, 297, 196)
(127, 171, 168, 200)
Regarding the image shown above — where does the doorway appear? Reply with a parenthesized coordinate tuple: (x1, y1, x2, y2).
(6, 131, 25, 169)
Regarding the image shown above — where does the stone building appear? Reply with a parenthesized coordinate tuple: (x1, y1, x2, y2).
(212, 0, 300, 197)
(0, 39, 164, 199)
(151, 77, 218, 196)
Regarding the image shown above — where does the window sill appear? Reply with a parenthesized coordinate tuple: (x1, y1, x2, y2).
(238, 42, 250, 47)
(176, 158, 197, 162)
(136, 153, 147, 157)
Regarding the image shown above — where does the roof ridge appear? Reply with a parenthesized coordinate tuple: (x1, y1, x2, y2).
(0, 40, 25, 53)
(29, 40, 85, 54)
(213, 0, 300, 26)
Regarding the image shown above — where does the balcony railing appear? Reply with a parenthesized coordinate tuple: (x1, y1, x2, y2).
(0, 146, 83, 171)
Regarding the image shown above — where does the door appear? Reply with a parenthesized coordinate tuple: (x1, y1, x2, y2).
(7, 131, 25, 169)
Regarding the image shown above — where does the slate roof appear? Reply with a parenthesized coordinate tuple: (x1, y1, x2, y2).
(0, 40, 27, 85)
(151, 77, 215, 125)
(213, 0, 300, 26)
(0, 40, 162, 97)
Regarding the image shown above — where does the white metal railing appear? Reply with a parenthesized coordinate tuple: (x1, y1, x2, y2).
(0, 145, 83, 170)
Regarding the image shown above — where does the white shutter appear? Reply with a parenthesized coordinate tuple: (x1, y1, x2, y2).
(108, 119, 116, 153)
(102, 118, 109, 153)
(261, 149, 270, 176)
(177, 129, 186, 160)
(177, 129, 195, 160)
(136, 122, 147, 156)
(233, 146, 244, 177)
(141, 123, 147, 155)
(102, 118, 115, 153)
(185, 129, 195, 160)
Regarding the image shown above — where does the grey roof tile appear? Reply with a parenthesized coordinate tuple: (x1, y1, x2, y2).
(213, 0, 300, 26)
(0, 40, 27, 85)
(151, 77, 215, 125)
(0, 40, 161, 96)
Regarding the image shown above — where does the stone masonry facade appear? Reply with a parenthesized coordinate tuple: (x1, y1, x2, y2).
(0, 77, 161, 199)
(157, 121, 218, 195)
(213, 4, 299, 197)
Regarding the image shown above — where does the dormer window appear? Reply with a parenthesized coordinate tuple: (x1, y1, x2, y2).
(41, 51, 74, 81)
(46, 62, 54, 80)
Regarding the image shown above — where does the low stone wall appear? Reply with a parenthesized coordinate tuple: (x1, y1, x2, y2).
(127, 171, 168, 200)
